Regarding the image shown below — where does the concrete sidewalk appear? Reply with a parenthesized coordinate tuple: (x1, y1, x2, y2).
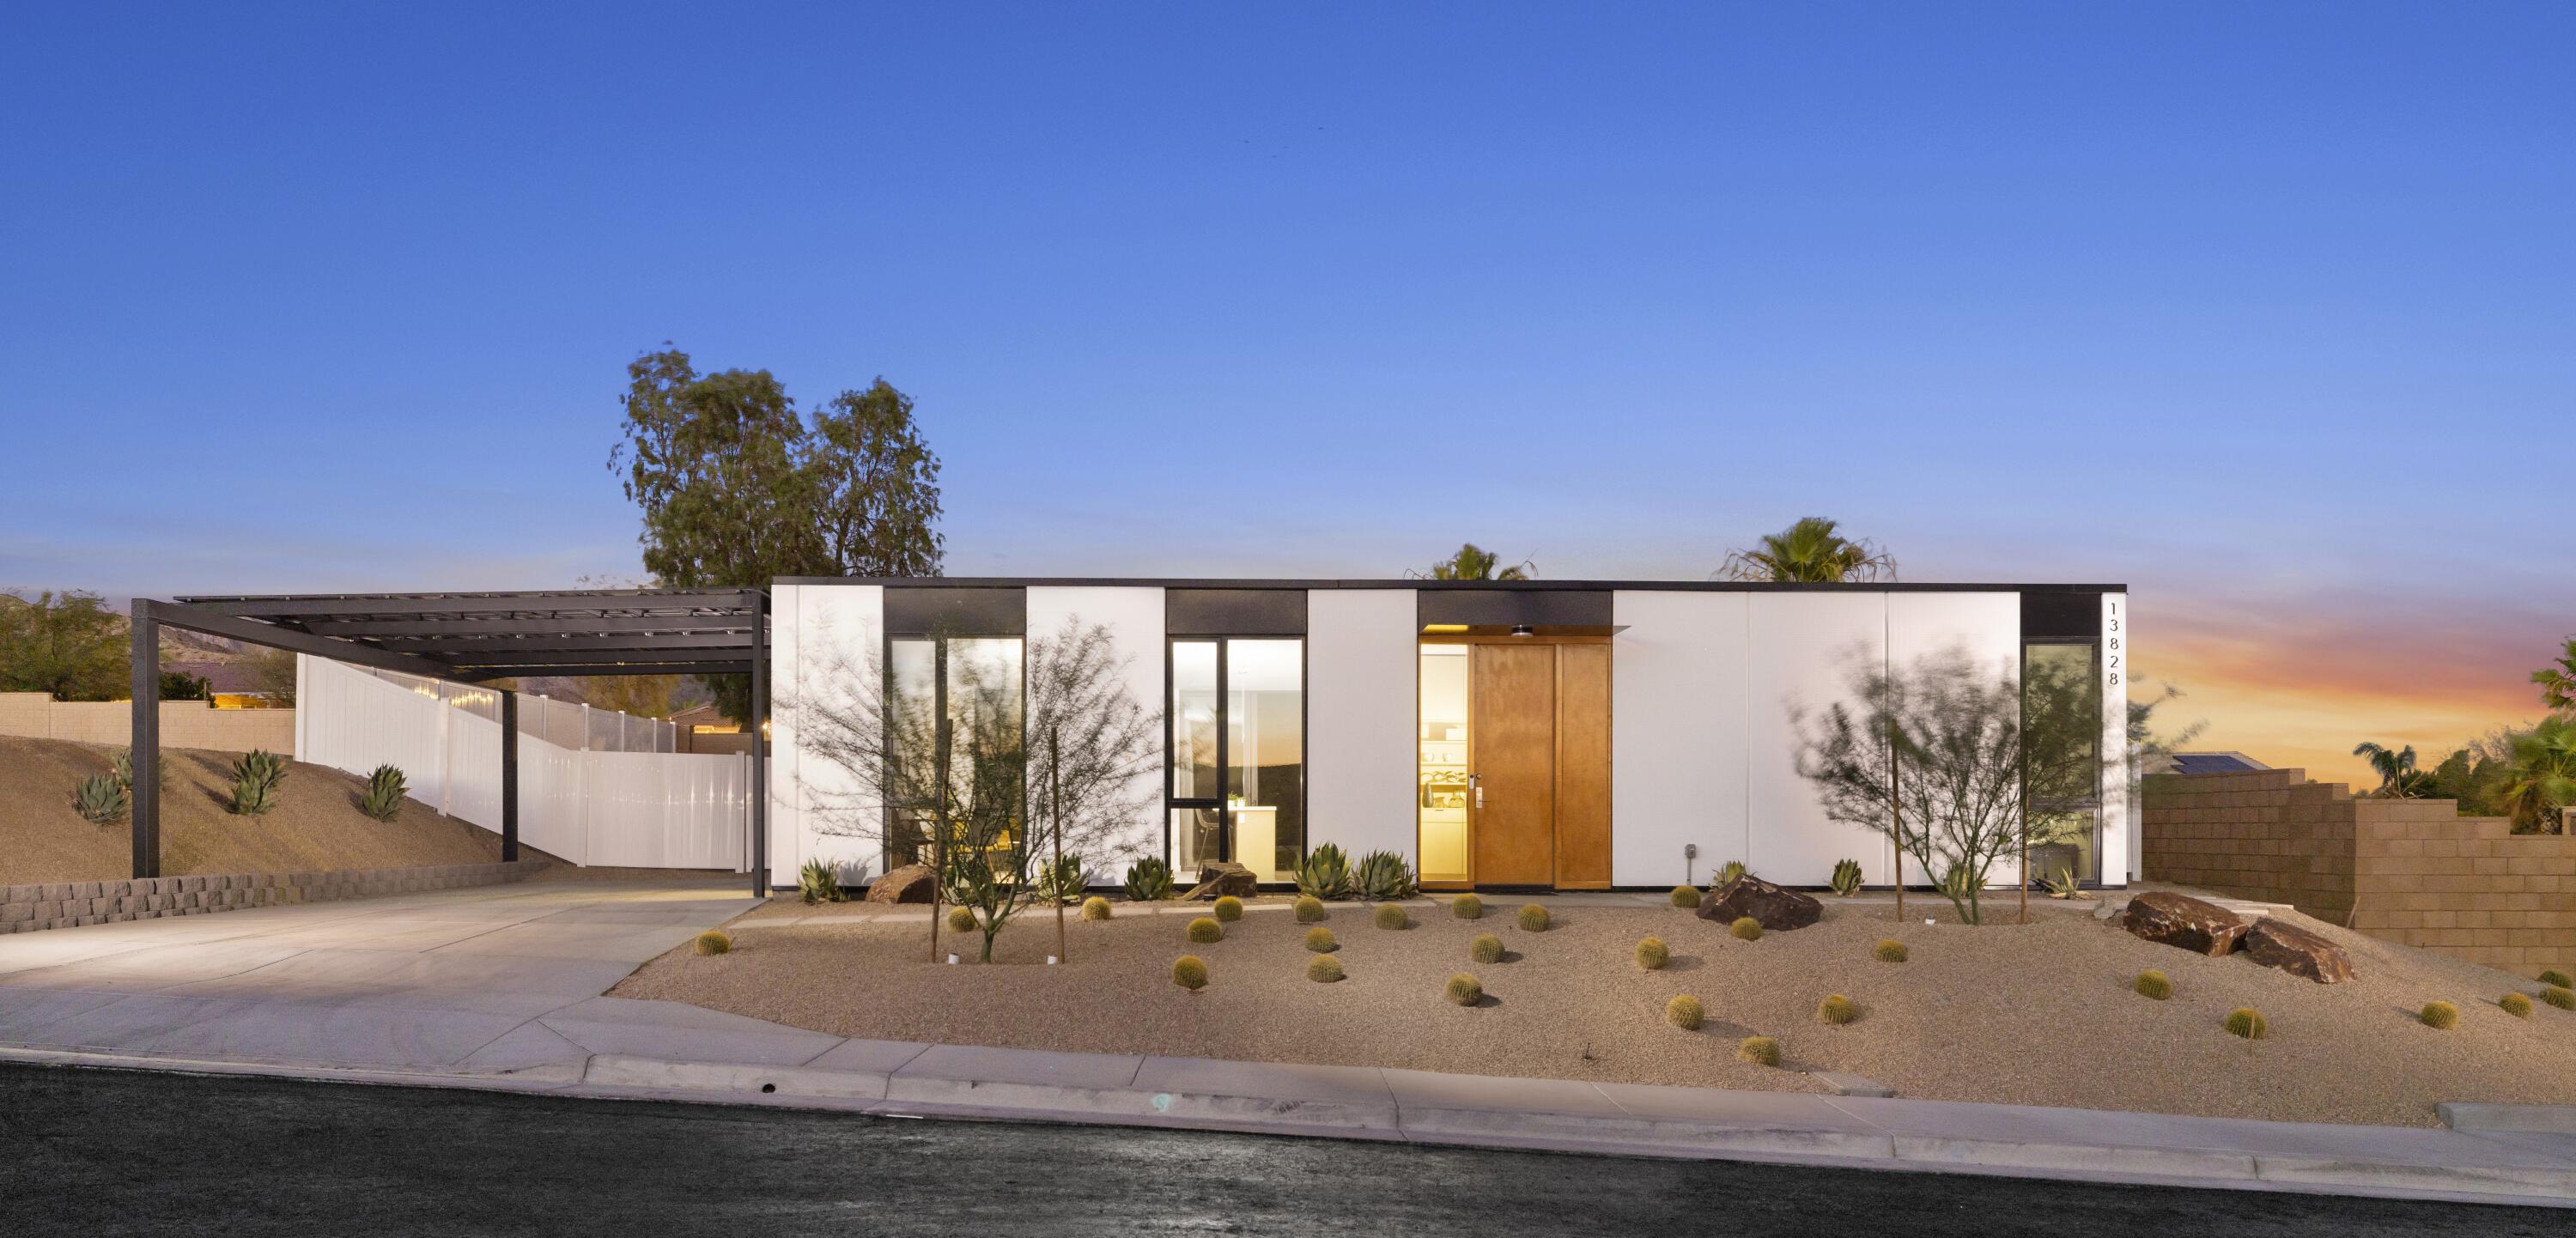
(4, 881, 2573, 1209)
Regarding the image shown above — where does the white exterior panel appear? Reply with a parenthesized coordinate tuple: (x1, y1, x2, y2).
(2103, 592, 2134, 885)
(1746, 592, 1889, 885)
(1306, 589, 1417, 865)
(1026, 586, 1167, 871)
(1611, 590, 1749, 887)
(771, 583, 885, 889)
(1888, 592, 2022, 887)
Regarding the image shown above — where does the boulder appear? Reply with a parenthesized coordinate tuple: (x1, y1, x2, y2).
(1182, 861, 1261, 901)
(864, 864, 937, 904)
(1694, 875, 1822, 932)
(2242, 917, 2354, 984)
(2120, 891, 2246, 956)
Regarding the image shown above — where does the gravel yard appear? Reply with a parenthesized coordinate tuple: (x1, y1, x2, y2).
(612, 894, 2576, 1127)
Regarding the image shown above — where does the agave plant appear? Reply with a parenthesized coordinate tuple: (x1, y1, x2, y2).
(798, 857, 846, 904)
(112, 746, 164, 792)
(1123, 856, 1176, 901)
(2039, 864, 2085, 900)
(74, 773, 129, 824)
(1829, 858, 1862, 897)
(228, 749, 286, 816)
(1352, 849, 1416, 901)
(1713, 859, 1747, 889)
(1297, 843, 1353, 900)
(1034, 854, 1086, 904)
(360, 764, 407, 822)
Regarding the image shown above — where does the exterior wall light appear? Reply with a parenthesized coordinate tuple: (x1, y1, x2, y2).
(1509, 624, 1534, 637)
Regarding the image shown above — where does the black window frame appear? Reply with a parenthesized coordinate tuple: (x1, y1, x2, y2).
(1163, 634, 1309, 879)
(879, 623, 1029, 876)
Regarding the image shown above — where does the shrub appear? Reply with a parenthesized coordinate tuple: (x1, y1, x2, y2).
(73, 773, 128, 824)
(945, 906, 977, 933)
(1307, 955, 1343, 983)
(228, 749, 286, 816)
(1451, 894, 1483, 919)
(1124, 857, 1176, 901)
(1816, 994, 1857, 1025)
(1173, 956, 1208, 991)
(1874, 939, 1908, 963)
(797, 857, 844, 905)
(2542, 986, 2576, 1011)
(1443, 973, 1483, 1006)
(1728, 916, 1763, 942)
(1353, 849, 1418, 901)
(1666, 995, 1704, 1029)
(1374, 903, 1409, 931)
(693, 930, 731, 956)
(1213, 895, 1244, 922)
(112, 745, 164, 792)
(1469, 933, 1504, 963)
(2134, 970, 2172, 1000)
(2420, 1000, 2458, 1030)
(1187, 916, 1224, 944)
(1737, 1035, 1781, 1067)
(1517, 904, 1550, 932)
(1036, 855, 1086, 905)
(2540, 968, 2574, 989)
(2224, 1008, 2267, 1040)
(1829, 858, 1862, 897)
(1304, 926, 1338, 953)
(360, 764, 408, 822)
(2499, 992, 2534, 1018)
(1297, 844, 1352, 900)
(1636, 937, 1669, 970)
(1715, 859, 1747, 888)
(1294, 895, 1326, 923)
(1669, 885, 1700, 908)
(1081, 895, 1112, 921)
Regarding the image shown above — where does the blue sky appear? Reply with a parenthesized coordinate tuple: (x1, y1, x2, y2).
(3, 3, 2569, 776)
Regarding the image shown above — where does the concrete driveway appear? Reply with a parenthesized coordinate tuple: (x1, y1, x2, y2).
(0, 877, 785, 1075)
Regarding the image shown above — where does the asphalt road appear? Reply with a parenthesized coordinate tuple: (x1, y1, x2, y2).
(0, 1062, 2555, 1236)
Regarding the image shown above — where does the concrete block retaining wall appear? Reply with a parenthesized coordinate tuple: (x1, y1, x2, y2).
(2144, 769, 2576, 976)
(0, 861, 549, 934)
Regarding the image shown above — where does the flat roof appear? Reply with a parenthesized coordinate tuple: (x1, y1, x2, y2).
(778, 577, 2127, 592)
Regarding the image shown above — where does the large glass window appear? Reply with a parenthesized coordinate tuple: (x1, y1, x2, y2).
(885, 635, 1024, 870)
(2023, 641, 2102, 884)
(1168, 638, 1303, 882)
(1418, 644, 1470, 884)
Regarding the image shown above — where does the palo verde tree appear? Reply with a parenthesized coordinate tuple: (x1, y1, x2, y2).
(1715, 517, 1897, 583)
(611, 347, 944, 724)
(790, 616, 1159, 962)
(1795, 646, 2102, 925)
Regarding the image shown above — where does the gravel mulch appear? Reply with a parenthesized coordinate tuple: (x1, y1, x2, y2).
(611, 895, 2576, 1127)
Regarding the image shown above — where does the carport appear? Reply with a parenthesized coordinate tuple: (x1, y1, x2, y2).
(126, 589, 770, 895)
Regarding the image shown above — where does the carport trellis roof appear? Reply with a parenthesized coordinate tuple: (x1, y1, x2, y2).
(128, 589, 771, 895)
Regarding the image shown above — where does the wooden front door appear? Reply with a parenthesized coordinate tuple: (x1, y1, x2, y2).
(1554, 643, 1613, 889)
(1471, 643, 1557, 885)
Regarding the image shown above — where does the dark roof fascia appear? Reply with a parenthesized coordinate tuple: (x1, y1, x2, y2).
(775, 576, 2127, 593)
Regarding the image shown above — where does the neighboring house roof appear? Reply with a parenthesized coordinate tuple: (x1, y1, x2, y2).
(2164, 751, 2270, 775)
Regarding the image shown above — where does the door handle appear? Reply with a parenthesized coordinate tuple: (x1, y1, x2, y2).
(1469, 773, 1484, 810)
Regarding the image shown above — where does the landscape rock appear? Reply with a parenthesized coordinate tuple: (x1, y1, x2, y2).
(2120, 891, 2247, 956)
(865, 864, 937, 904)
(2242, 917, 2355, 984)
(1695, 875, 1821, 932)
(1183, 862, 1260, 901)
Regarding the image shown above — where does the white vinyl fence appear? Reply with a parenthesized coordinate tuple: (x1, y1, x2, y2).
(295, 656, 748, 870)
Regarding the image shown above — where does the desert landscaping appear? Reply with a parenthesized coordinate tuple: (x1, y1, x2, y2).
(615, 880, 2576, 1129)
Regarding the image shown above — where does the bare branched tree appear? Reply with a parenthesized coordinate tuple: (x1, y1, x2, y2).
(1795, 646, 2102, 925)
(787, 615, 1158, 961)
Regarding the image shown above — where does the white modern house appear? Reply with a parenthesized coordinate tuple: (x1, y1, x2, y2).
(769, 579, 2132, 894)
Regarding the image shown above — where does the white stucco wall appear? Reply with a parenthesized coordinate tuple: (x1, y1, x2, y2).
(2103, 591, 2133, 885)
(1025, 586, 1167, 871)
(769, 582, 884, 889)
(1611, 590, 1750, 887)
(1746, 592, 1890, 885)
(1306, 588, 1417, 865)
(1887, 592, 2022, 887)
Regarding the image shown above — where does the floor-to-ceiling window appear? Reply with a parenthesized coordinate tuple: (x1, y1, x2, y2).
(1168, 637, 1303, 882)
(1417, 643, 1470, 885)
(884, 635, 1025, 871)
(2023, 641, 2102, 884)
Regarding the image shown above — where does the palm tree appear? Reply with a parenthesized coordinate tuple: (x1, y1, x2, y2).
(2534, 637, 2576, 713)
(1714, 517, 1897, 583)
(2495, 718, 2576, 834)
(2352, 741, 2433, 798)
(1417, 543, 1534, 581)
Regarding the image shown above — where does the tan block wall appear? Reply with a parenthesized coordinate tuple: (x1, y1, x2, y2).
(2144, 769, 2576, 977)
(0, 692, 296, 754)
